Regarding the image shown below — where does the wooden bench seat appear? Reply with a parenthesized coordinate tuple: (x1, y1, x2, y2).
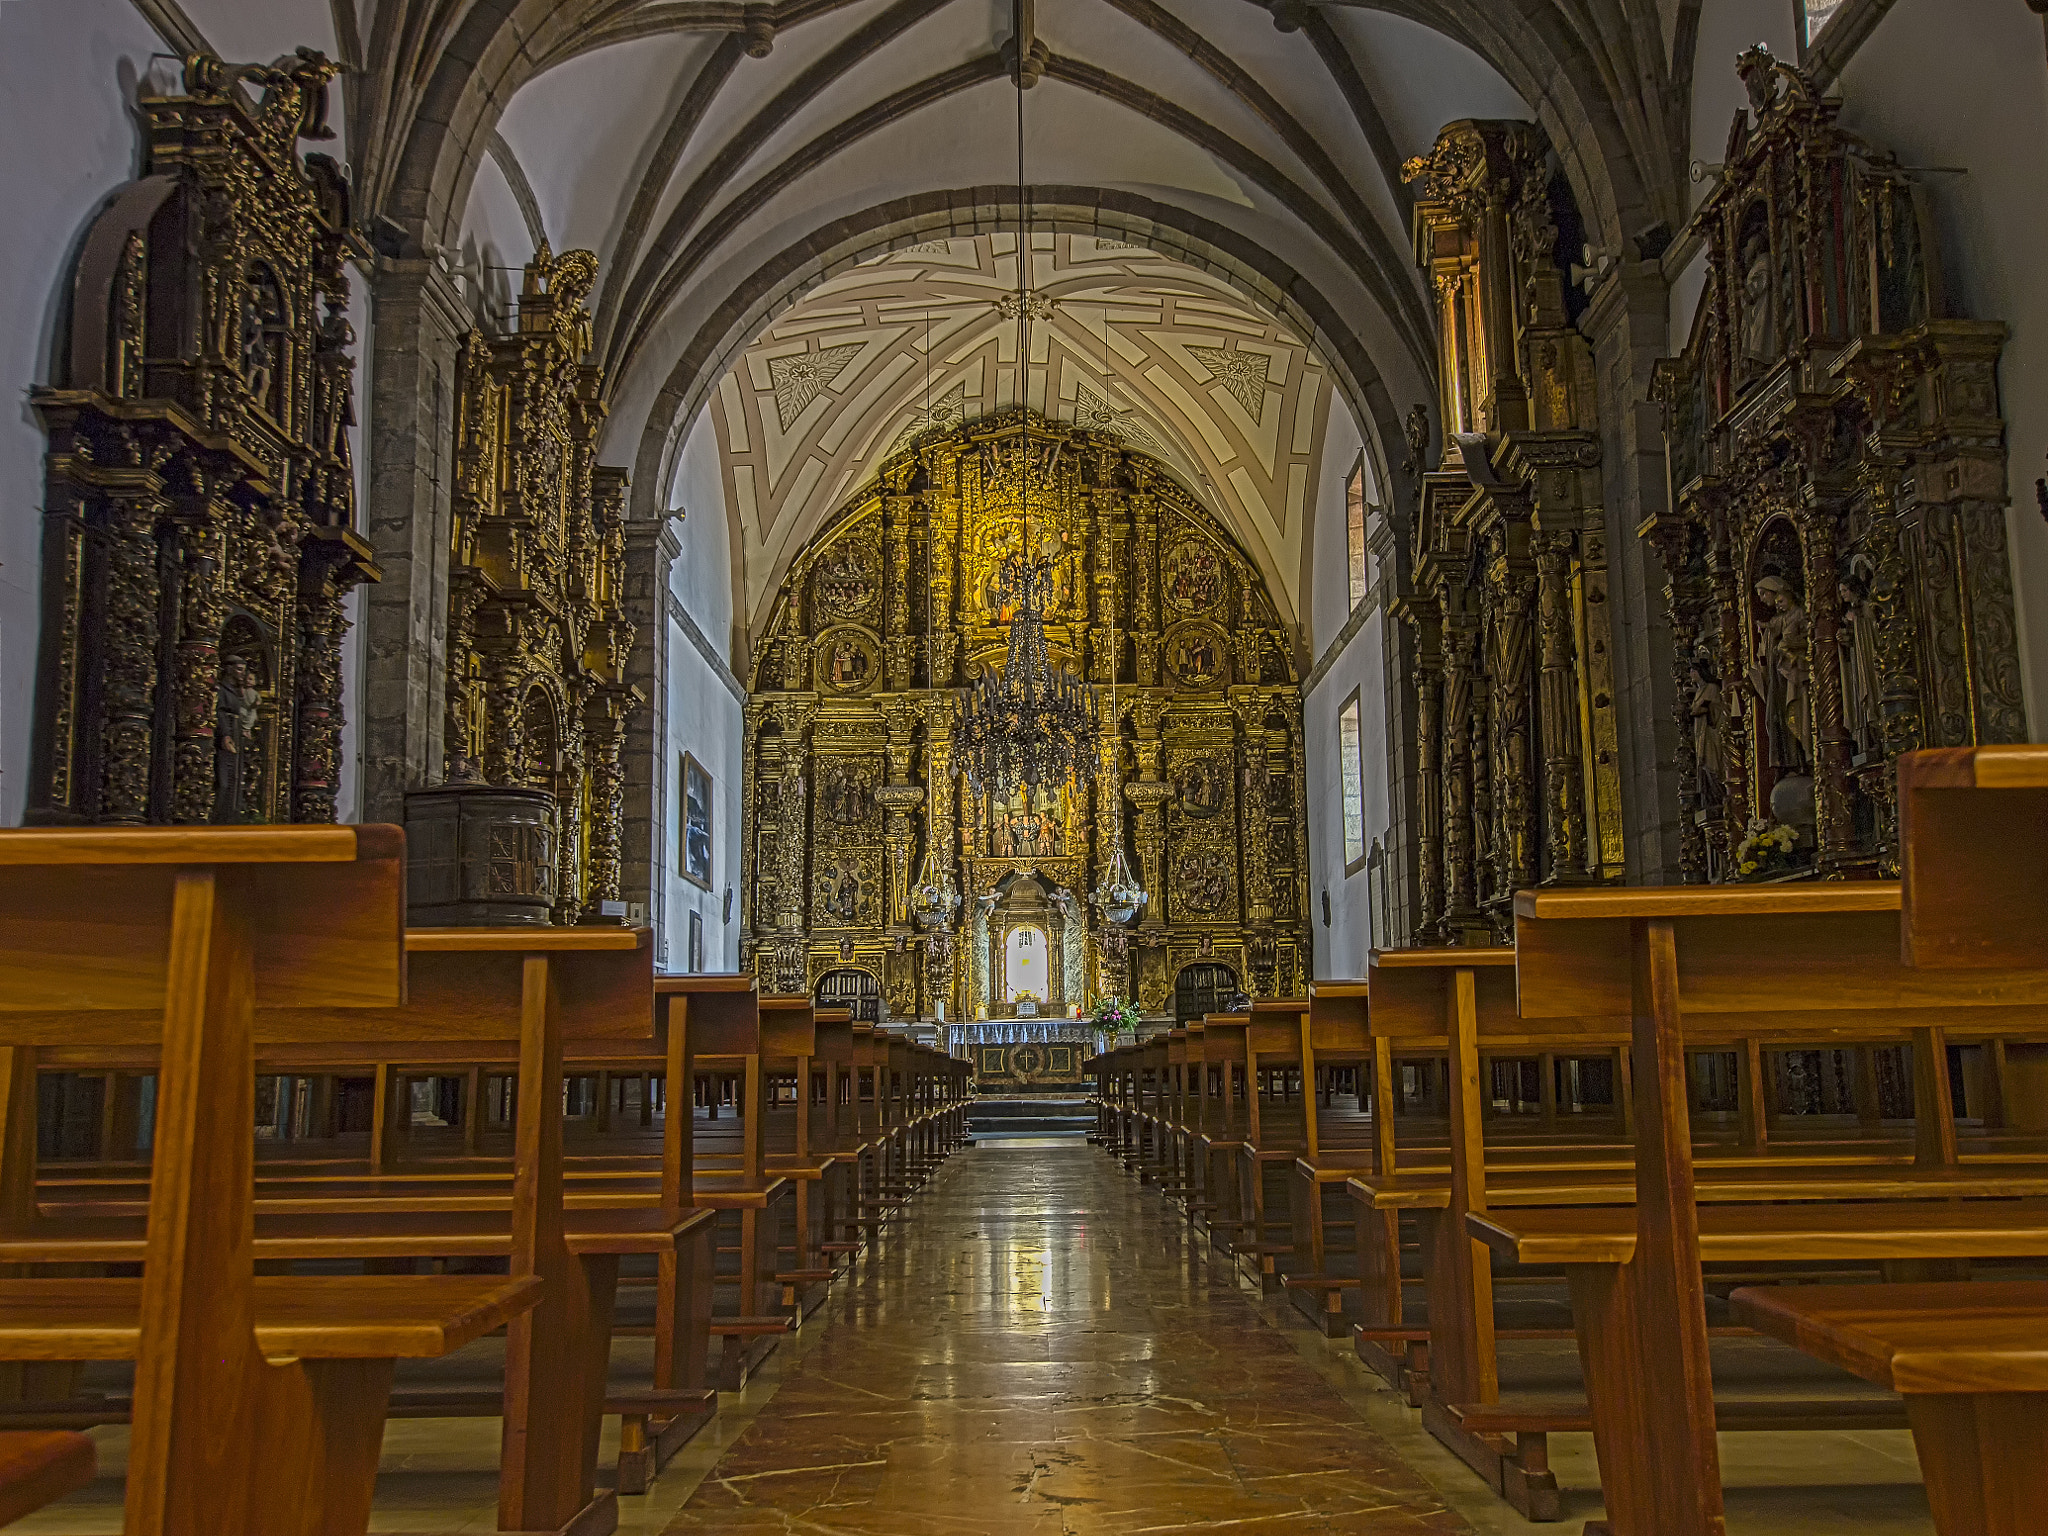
(0, 1430, 96, 1528)
(1354, 1162, 2048, 1211)
(0, 1274, 538, 1359)
(1731, 1279, 2048, 1535)
(0, 1205, 711, 1263)
(1470, 1197, 2048, 1265)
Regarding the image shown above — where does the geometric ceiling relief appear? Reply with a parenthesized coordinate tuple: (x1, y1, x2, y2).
(769, 343, 865, 430)
(710, 234, 1335, 635)
(1185, 344, 1275, 419)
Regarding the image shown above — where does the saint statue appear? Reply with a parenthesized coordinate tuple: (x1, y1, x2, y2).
(214, 655, 263, 822)
(1740, 236, 1775, 366)
(1836, 553, 1880, 758)
(1746, 574, 1812, 775)
(1688, 655, 1725, 807)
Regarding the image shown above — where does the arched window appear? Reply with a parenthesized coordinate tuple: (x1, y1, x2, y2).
(1005, 925, 1048, 1003)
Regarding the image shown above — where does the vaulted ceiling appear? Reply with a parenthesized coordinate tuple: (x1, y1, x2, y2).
(713, 232, 1335, 627)
(318, 0, 1708, 652)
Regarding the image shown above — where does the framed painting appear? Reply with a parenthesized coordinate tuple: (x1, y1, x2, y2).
(681, 753, 713, 889)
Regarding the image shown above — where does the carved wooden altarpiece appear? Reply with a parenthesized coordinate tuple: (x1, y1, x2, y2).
(435, 247, 640, 923)
(742, 410, 1310, 1020)
(1650, 48, 2025, 883)
(1397, 119, 1625, 943)
(29, 51, 376, 826)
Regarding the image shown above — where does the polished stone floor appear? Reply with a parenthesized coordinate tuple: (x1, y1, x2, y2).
(10, 1139, 1938, 1534)
(660, 1141, 1470, 1535)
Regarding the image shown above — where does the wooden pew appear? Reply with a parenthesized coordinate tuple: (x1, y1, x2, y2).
(1476, 881, 2048, 1536)
(1730, 1279, 2048, 1536)
(2, 924, 693, 1534)
(0, 1431, 94, 1527)
(0, 826, 542, 1536)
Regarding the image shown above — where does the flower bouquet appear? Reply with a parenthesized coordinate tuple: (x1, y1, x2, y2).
(1733, 818, 1799, 881)
(1091, 995, 1142, 1043)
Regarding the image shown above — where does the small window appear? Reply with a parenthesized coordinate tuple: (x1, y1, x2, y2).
(1339, 690, 1367, 873)
(1802, 0, 1843, 43)
(1345, 457, 1370, 610)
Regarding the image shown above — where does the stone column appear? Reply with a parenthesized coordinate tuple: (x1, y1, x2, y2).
(621, 514, 683, 942)
(1582, 258, 1682, 882)
(362, 258, 467, 823)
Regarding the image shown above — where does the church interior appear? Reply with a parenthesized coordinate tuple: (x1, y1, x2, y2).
(1, 0, 2048, 1531)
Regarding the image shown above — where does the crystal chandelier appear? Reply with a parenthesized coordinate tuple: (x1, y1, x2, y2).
(1091, 519, 1146, 928)
(947, 35, 1101, 803)
(908, 848, 960, 931)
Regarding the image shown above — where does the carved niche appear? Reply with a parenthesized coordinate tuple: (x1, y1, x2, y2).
(1397, 119, 1623, 943)
(1649, 47, 2024, 883)
(29, 51, 376, 827)
(741, 409, 1311, 1019)
(436, 246, 641, 922)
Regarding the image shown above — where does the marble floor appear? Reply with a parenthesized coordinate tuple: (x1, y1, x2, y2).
(12, 1139, 1938, 1534)
(660, 1141, 1471, 1535)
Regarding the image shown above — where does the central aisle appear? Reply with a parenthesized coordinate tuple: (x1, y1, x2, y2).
(661, 1142, 1471, 1534)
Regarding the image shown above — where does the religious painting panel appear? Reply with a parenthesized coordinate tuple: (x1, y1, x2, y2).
(815, 627, 881, 695)
(681, 752, 714, 888)
(1163, 621, 1230, 692)
(810, 532, 881, 621)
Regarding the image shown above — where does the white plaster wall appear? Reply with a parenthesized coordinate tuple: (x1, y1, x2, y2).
(1834, 0, 2048, 734)
(0, 1, 175, 824)
(658, 410, 744, 970)
(1300, 400, 1391, 979)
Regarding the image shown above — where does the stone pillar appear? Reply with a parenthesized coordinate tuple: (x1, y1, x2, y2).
(621, 514, 683, 946)
(1582, 258, 1683, 883)
(362, 259, 467, 824)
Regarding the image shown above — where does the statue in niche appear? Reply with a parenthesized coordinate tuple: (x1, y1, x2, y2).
(1688, 653, 1726, 807)
(241, 272, 284, 416)
(1747, 574, 1812, 775)
(214, 654, 264, 822)
(1836, 553, 1880, 758)
(1739, 229, 1775, 367)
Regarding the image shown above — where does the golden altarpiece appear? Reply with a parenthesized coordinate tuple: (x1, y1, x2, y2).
(408, 246, 640, 925)
(1396, 120, 1626, 943)
(741, 410, 1311, 1022)
(1650, 48, 2025, 885)
(27, 52, 375, 827)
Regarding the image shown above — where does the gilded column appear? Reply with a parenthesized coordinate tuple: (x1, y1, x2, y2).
(1440, 612, 1479, 930)
(169, 509, 227, 823)
(922, 442, 962, 685)
(1533, 532, 1583, 878)
(884, 467, 916, 688)
(1126, 694, 1170, 930)
(292, 537, 362, 824)
(1130, 464, 1161, 685)
(99, 491, 164, 824)
(1486, 551, 1537, 892)
(1796, 498, 1856, 872)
